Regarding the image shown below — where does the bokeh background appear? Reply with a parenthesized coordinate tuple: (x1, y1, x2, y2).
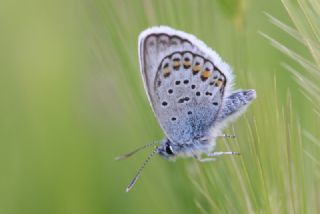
(1, 0, 320, 213)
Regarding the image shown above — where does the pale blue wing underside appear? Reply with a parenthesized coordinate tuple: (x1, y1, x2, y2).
(138, 26, 234, 144)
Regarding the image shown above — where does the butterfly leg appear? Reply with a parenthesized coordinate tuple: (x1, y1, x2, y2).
(194, 152, 239, 162)
(194, 155, 217, 162)
(207, 151, 240, 157)
(197, 158, 217, 162)
(217, 134, 236, 138)
(200, 134, 235, 142)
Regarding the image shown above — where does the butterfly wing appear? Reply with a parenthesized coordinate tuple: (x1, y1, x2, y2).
(138, 26, 234, 144)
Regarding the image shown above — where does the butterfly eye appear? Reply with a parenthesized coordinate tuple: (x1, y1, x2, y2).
(165, 143, 174, 155)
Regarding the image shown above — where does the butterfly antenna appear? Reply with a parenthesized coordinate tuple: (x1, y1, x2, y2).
(115, 141, 160, 160)
(126, 146, 158, 192)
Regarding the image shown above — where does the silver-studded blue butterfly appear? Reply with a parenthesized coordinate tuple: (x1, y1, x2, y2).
(116, 26, 256, 192)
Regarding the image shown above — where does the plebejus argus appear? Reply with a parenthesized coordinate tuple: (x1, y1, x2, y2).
(116, 26, 256, 192)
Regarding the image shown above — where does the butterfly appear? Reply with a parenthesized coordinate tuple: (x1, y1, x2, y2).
(116, 26, 256, 192)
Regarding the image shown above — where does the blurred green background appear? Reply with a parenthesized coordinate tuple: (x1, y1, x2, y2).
(1, 0, 320, 213)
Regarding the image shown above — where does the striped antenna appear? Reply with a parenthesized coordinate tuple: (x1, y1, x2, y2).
(115, 141, 160, 160)
(126, 146, 158, 192)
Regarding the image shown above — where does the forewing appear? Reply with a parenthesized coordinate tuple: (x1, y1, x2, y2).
(138, 26, 233, 144)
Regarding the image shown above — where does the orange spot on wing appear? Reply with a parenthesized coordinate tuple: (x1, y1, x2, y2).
(183, 61, 191, 68)
(202, 70, 211, 78)
(214, 81, 222, 87)
(201, 69, 212, 81)
(192, 65, 201, 74)
(217, 78, 224, 85)
(163, 68, 170, 77)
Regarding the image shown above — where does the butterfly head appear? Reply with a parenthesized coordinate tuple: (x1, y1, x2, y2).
(157, 139, 178, 159)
